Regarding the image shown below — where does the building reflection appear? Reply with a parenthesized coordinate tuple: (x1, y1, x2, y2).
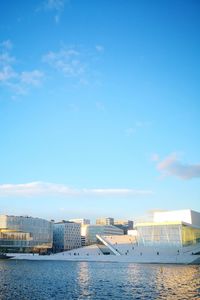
(125, 263, 200, 299)
(155, 265, 200, 299)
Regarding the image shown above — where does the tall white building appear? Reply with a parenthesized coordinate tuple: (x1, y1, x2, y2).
(53, 221, 81, 252)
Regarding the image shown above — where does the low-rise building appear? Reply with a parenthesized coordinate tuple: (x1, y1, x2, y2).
(114, 220, 134, 234)
(69, 219, 91, 246)
(69, 218, 90, 225)
(81, 224, 124, 245)
(0, 215, 53, 253)
(53, 221, 81, 252)
(96, 217, 114, 226)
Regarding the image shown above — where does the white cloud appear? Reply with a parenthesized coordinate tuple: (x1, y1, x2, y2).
(20, 70, 44, 86)
(95, 45, 104, 53)
(45, 0, 66, 11)
(0, 39, 13, 50)
(42, 0, 67, 23)
(0, 66, 17, 82)
(125, 121, 151, 137)
(0, 40, 44, 95)
(43, 48, 85, 77)
(155, 153, 200, 180)
(0, 52, 15, 65)
(0, 181, 152, 197)
(42, 44, 104, 85)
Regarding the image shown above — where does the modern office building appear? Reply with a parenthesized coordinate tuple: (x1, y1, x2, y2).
(69, 218, 90, 225)
(81, 224, 124, 245)
(69, 219, 90, 246)
(96, 217, 114, 226)
(53, 221, 81, 252)
(114, 219, 134, 234)
(0, 215, 53, 253)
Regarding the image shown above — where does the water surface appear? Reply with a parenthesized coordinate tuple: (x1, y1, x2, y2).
(0, 260, 200, 299)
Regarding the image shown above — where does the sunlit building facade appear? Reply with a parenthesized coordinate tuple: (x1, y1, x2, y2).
(96, 217, 114, 226)
(81, 224, 124, 245)
(135, 210, 200, 247)
(69, 218, 90, 225)
(53, 221, 81, 252)
(0, 215, 53, 253)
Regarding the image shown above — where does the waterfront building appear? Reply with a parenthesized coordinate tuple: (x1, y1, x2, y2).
(68, 219, 91, 246)
(69, 218, 90, 225)
(53, 221, 81, 252)
(135, 209, 200, 247)
(114, 220, 134, 234)
(0, 215, 53, 253)
(11, 209, 200, 264)
(96, 217, 114, 226)
(81, 224, 123, 245)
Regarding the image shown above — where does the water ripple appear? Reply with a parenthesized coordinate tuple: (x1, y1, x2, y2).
(0, 261, 199, 299)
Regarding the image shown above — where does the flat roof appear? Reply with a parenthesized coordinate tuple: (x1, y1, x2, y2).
(135, 221, 200, 229)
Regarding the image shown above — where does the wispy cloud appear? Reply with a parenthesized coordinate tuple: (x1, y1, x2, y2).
(0, 39, 13, 50)
(20, 70, 44, 86)
(43, 48, 85, 77)
(42, 0, 67, 23)
(0, 66, 17, 81)
(0, 181, 152, 197)
(154, 153, 200, 180)
(95, 45, 104, 53)
(0, 40, 44, 95)
(43, 45, 103, 85)
(125, 121, 151, 137)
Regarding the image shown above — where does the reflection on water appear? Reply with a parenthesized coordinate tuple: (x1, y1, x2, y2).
(0, 260, 199, 299)
(155, 265, 200, 299)
(77, 262, 91, 298)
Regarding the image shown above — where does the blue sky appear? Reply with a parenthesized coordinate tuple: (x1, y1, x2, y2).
(0, 0, 200, 222)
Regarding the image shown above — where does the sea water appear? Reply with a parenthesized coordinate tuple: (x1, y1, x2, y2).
(0, 260, 200, 299)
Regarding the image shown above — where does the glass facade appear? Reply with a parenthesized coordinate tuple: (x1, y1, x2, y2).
(136, 222, 200, 247)
(182, 225, 200, 246)
(136, 223, 182, 246)
(0, 215, 53, 252)
(82, 225, 124, 245)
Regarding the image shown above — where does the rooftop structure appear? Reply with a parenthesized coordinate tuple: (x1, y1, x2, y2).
(153, 209, 200, 227)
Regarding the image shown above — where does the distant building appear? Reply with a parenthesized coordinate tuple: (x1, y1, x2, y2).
(53, 221, 81, 252)
(96, 217, 114, 226)
(81, 224, 123, 245)
(114, 220, 134, 234)
(0, 215, 53, 253)
(69, 219, 90, 246)
(69, 218, 90, 225)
